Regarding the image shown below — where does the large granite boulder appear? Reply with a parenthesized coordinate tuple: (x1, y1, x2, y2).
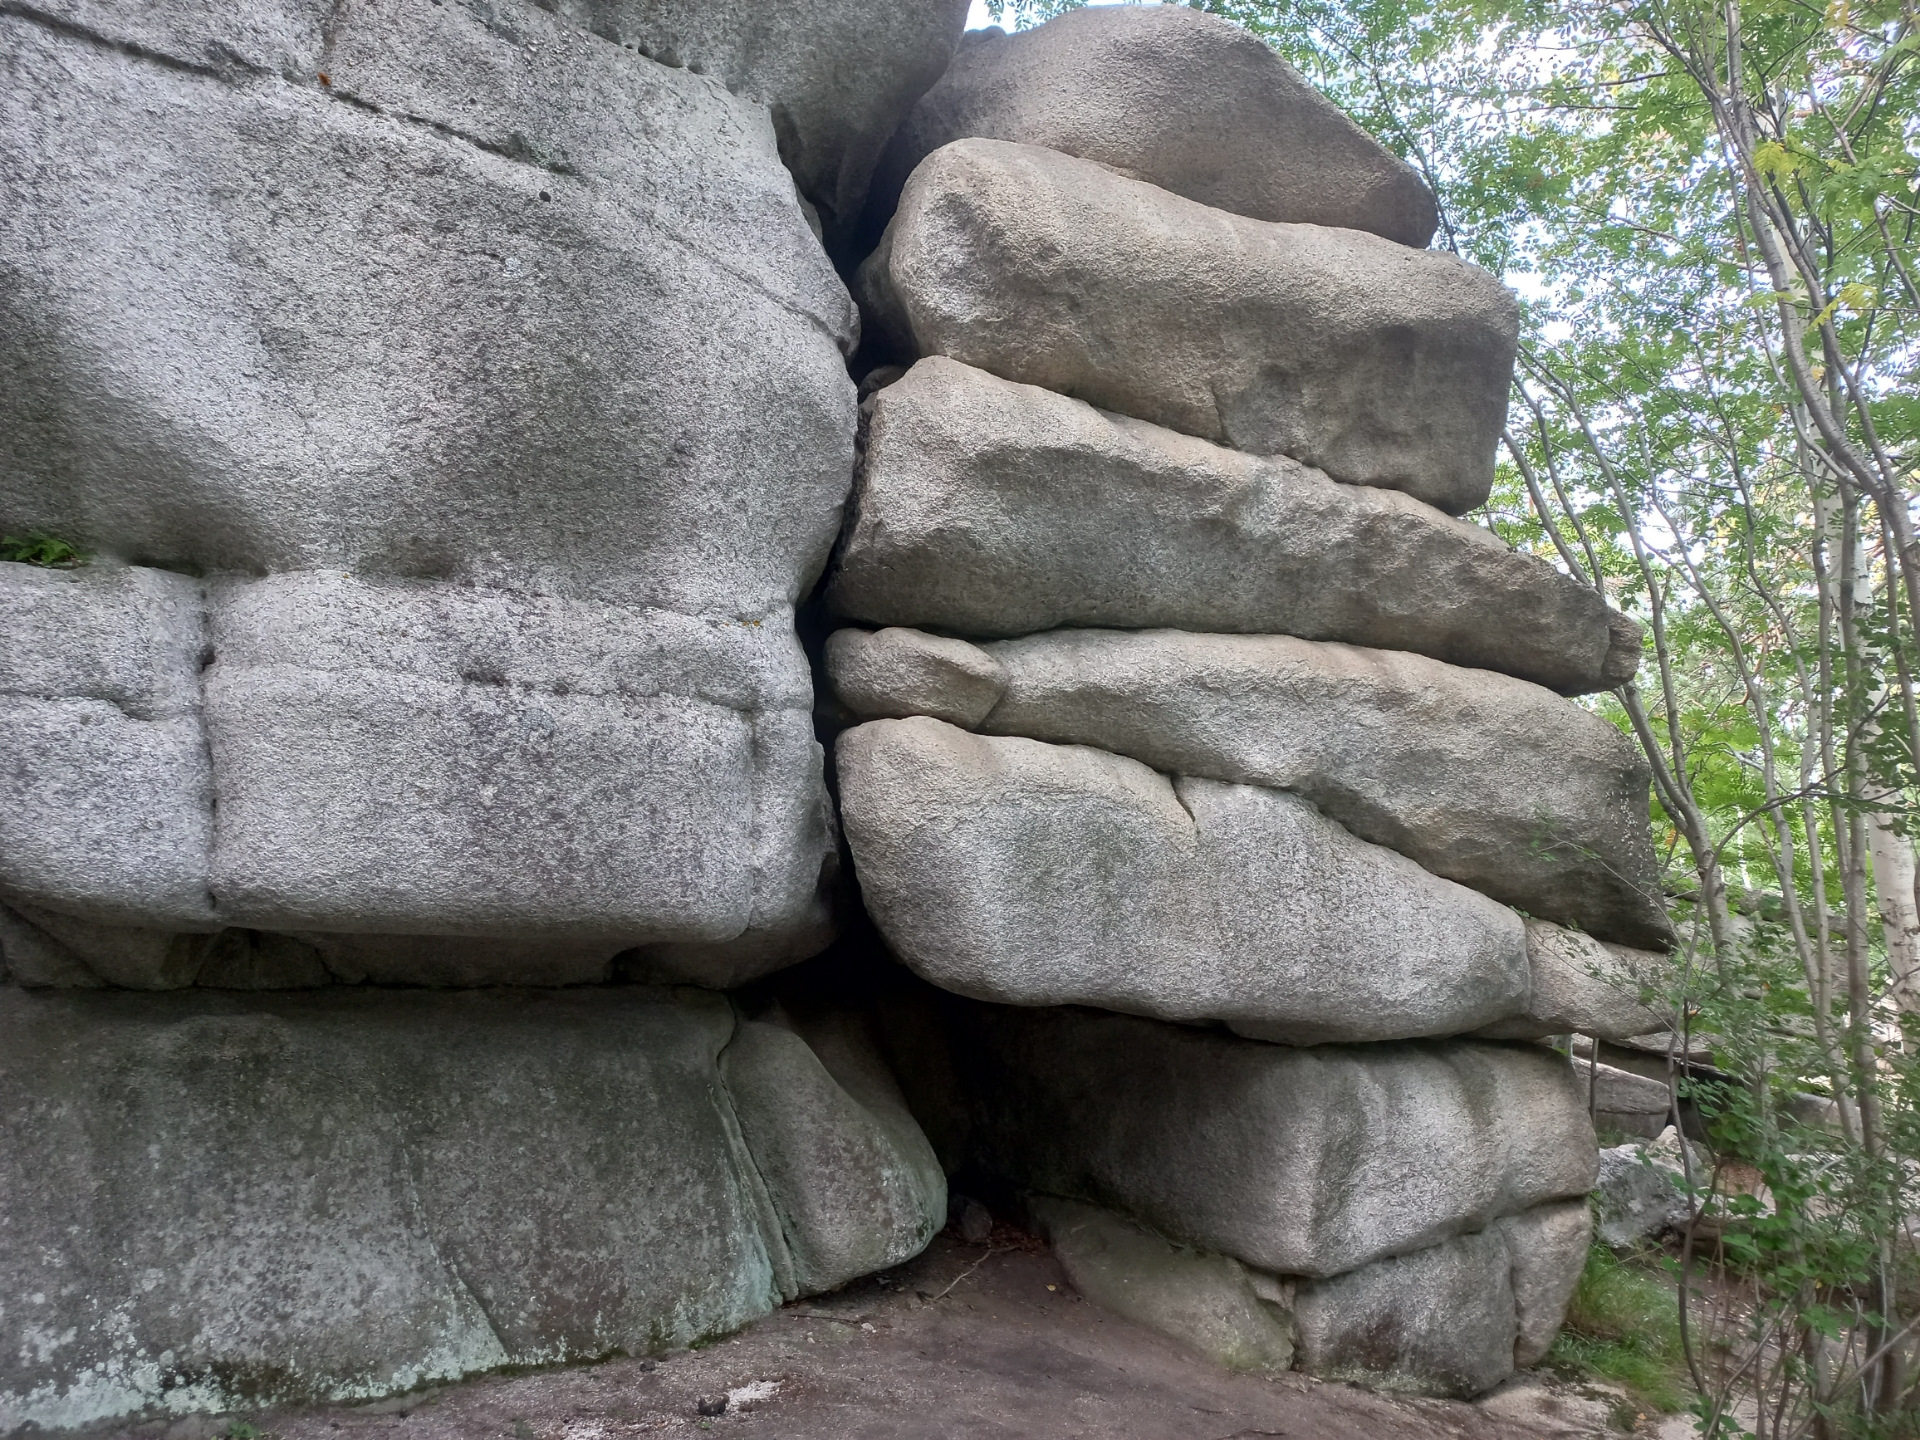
(2, 0, 856, 607)
(838, 717, 1530, 1045)
(0, 985, 943, 1433)
(829, 359, 1640, 695)
(856, 139, 1518, 512)
(0, 0, 856, 983)
(932, 1002, 1597, 1280)
(830, 627, 1667, 947)
(869, 4, 1437, 246)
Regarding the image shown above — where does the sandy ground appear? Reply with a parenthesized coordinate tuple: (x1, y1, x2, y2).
(106, 1230, 1655, 1440)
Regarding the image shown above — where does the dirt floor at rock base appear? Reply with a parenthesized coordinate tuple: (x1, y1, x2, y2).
(100, 1231, 1675, 1440)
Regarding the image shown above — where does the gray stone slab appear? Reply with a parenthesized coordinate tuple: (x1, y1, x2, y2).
(965, 629, 1670, 948)
(838, 717, 1529, 1045)
(856, 140, 1517, 512)
(830, 360, 1639, 694)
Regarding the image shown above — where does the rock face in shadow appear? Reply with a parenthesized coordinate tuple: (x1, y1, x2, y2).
(869, 3, 1438, 246)
(930, 1004, 1597, 1281)
(857, 139, 1518, 512)
(0, 986, 943, 1433)
(829, 360, 1641, 694)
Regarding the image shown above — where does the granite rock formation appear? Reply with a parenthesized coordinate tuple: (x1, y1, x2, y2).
(2, 0, 1657, 1425)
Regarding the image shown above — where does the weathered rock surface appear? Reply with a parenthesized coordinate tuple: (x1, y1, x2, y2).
(856, 140, 1518, 512)
(838, 717, 1530, 1045)
(826, 625, 1007, 728)
(723, 1007, 947, 1296)
(205, 572, 833, 947)
(1293, 1228, 1517, 1396)
(0, 568, 837, 983)
(0, 0, 859, 981)
(870, 4, 1437, 246)
(830, 360, 1640, 695)
(1476, 921, 1668, 1041)
(935, 1002, 1598, 1279)
(0, 985, 942, 1433)
(540, 0, 968, 244)
(961, 629, 1668, 947)
(0, 563, 212, 931)
(1289, 1202, 1584, 1395)
(1028, 1196, 1296, 1376)
(2, 0, 856, 612)
(1500, 1200, 1593, 1368)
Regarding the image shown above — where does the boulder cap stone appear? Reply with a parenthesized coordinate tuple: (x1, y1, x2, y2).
(856, 140, 1518, 512)
(837, 716, 1530, 1046)
(830, 359, 1641, 695)
(871, 4, 1437, 246)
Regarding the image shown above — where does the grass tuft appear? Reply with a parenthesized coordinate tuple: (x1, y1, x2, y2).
(1547, 1238, 1691, 1415)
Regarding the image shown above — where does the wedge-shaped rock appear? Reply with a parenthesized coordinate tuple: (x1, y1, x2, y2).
(837, 717, 1528, 1044)
(856, 141, 1518, 512)
(830, 360, 1639, 694)
(1477, 920, 1668, 1040)
(1, 0, 854, 615)
(938, 1002, 1597, 1278)
(1029, 1196, 1296, 1376)
(825, 624, 1008, 727)
(0, 986, 942, 1432)
(0, 563, 213, 930)
(965, 630, 1669, 948)
(870, 5, 1436, 246)
(204, 572, 833, 957)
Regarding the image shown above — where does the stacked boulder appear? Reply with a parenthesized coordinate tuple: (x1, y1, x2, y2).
(0, 0, 963, 1429)
(827, 5, 1671, 1397)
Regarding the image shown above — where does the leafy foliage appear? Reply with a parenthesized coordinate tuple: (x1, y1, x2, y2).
(0, 532, 82, 567)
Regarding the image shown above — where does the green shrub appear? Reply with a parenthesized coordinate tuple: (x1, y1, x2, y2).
(0, 532, 83, 567)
